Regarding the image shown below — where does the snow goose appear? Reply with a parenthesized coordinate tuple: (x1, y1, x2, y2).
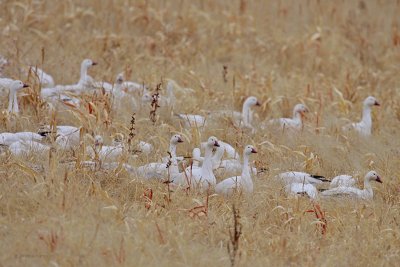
(176, 113, 208, 128)
(38, 125, 81, 150)
(7, 80, 29, 113)
(277, 171, 329, 185)
(329, 174, 357, 189)
(9, 140, 50, 156)
(215, 96, 260, 131)
(285, 183, 318, 199)
(267, 103, 308, 131)
(0, 132, 43, 146)
(342, 96, 380, 136)
(135, 134, 184, 180)
(174, 136, 220, 191)
(41, 59, 98, 98)
(321, 171, 382, 200)
(215, 145, 257, 196)
(87, 135, 124, 162)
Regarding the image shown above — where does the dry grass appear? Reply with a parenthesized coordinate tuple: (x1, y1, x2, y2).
(1, 0, 400, 266)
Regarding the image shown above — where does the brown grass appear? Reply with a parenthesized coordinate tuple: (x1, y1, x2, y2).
(1, 0, 400, 266)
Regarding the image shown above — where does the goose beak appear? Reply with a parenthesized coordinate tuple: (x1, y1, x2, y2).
(214, 141, 220, 147)
(23, 84, 29, 88)
(376, 176, 383, 183)
(92, 62, 98, 66)
(177, 137, 184, 143)
(374, 101, 380, 106)
(251, 148, 258, 153)
(255, 101, 261, 106)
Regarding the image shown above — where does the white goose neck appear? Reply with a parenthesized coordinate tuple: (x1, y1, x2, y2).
(292, 112, 302, 124)
(80, 63, 89, 84)
(362, 178, 373, 199)
(201, 145, 215, 181)
(241, 153, 253, 192)
(361, 105, 372, 128)
(212, 147, 224, 168)
(242, 102, 252, 126)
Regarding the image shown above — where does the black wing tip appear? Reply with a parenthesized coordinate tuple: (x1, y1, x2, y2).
(310, 174, 331, 182)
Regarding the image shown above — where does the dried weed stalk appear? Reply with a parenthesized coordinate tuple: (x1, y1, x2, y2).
(149, 82, 162, 124)
(227, 205, 242, 267)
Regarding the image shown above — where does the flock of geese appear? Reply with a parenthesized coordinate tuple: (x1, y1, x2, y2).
(0, 58, 383, 200)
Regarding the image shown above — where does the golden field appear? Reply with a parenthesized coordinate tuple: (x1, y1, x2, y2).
(1, 0, 400, 266)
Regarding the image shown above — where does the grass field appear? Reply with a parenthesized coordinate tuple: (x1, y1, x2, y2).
(1, 0, 400, 266)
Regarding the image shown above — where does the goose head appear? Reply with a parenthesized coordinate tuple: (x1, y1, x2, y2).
(81, 59, 97, 69)
(192, 147, 202, 160)
(363, 96, 380, 107)
(206, 136, 220, 148)
(365, 170, 382, 183)
(94, 135, 104, 147)
(10, 80, 29, 91)
(244, 145, 257, 155)
(293, 103, 309, 118)
(170, 134, 184, 145)
(116, 73, 124, 84)
(244, 96, 261, 108)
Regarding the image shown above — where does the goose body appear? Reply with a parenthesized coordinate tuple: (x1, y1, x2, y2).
(136, 134, 183, 180)
(215, 145, 257, 196)
(342, 96, 380, 136)
(321, 171, 382, 200)
(174, 136, 220, 190)
(87, 135, 125, 162)
(267, 104, 308, 131)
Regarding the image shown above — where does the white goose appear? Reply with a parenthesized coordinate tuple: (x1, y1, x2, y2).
(321, 171, 382, 200)
(174, 136, 220, 191)
(215, 145, 257, 196)
(216, 96, 261, 130)
(41, 59, 98, 98)
(39, 125, 80, 150)
(342, 96, 380, 136)
(268, 103, 308, 131)
(0, 132, 43, 146)
(7, 80, 29, 113)
(285, 183, 318, 199)
(87, 135, 125, 162)
(136, 134, 184, 180)
(277, 171, 329, 185)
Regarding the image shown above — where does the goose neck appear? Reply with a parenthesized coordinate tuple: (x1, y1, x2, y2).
(361, 105, 372, 127)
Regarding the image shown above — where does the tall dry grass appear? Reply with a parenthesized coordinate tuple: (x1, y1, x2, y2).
(1, 0, 400, 266)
